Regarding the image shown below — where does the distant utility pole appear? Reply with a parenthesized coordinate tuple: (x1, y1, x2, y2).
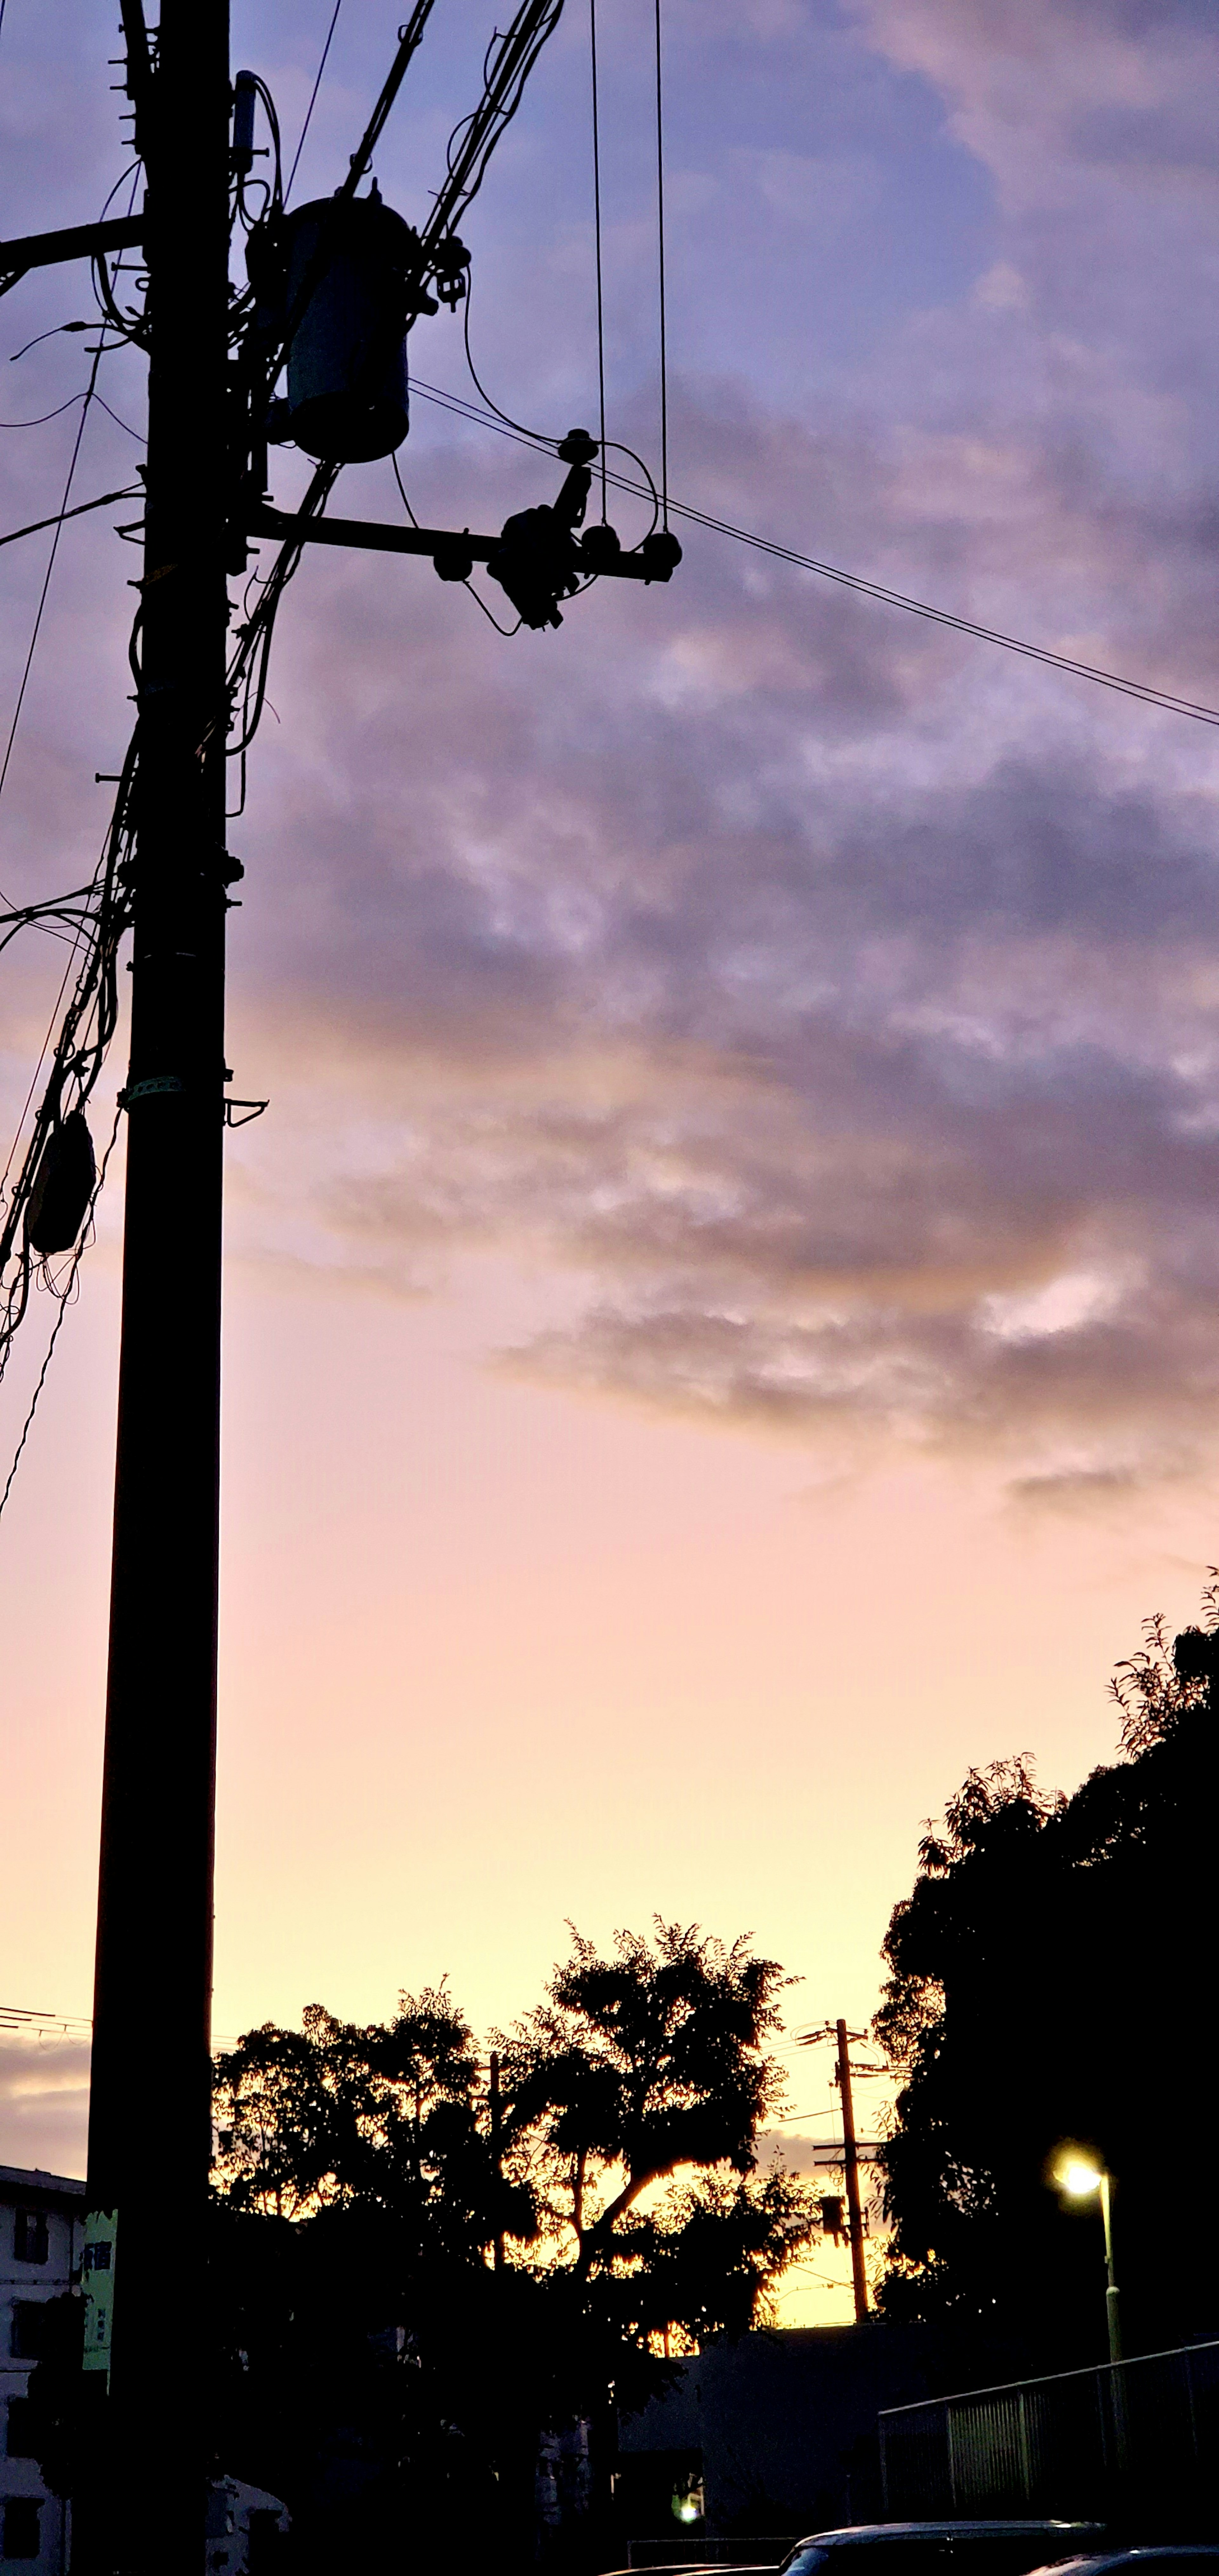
(800, 2016, 874, 2325)
(835, 2018, 870, 2326)
(82, 0, 232, 2566)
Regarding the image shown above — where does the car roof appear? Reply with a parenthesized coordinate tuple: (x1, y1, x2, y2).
(1026, 2558, 1219, 2575)
(792, 2530, 1106, 2548)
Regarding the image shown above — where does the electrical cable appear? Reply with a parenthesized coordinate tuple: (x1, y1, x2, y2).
(0, 484, 141, 551)
(390, 448, 520, 636)
(0, 1101, 123, 1528)
(590, 0, 607, 523)
(341, 0, 438, 206)
(91, 391, 145, 443)
(419, 370, 660, 535)
(8, 321, 89, 363)
(286, 0, 344, 204)
(653, 0, 668, 530)
(462, 268, 559, 449)
(0, 337, 107, 860)
(0, 393, 94, 429)
(1, 722, 137, 1255)
(0, 160, 144, 922)
(0, 954, 81, 1208)
(406, 375, 1219, 727)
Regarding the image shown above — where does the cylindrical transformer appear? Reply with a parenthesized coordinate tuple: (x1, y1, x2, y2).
(275, 188, 415, 463)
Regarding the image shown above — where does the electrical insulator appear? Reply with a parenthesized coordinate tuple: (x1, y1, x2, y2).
(25, 1111, 96, 1258)
(259, 186, 417, 463)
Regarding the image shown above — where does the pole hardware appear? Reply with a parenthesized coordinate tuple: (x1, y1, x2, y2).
(0, 212, 146, 296)
(244, 489, 682, 628)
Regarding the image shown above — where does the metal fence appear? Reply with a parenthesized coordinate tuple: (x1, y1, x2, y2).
(879, 2339, 1219, 2526)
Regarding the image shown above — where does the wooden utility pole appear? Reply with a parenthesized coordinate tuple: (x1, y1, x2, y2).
(836, 2018, 869, 2325)
(81, 0, 232, 2566)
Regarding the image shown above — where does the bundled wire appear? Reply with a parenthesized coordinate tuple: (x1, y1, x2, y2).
(0, 735, 138, 1391)
(0, 1101, 123, 1527)
(225, 457, 341, 812)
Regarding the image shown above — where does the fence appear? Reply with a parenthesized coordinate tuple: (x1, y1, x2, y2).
(879, 2339, 1219, 2529)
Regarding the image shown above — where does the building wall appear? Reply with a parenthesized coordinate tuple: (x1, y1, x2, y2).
(617, 2326, 942, 2540)
(1, 2165, 85, 2576)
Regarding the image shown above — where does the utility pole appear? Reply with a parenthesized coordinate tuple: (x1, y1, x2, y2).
(0, 15, 678, 2566)
(835, 2019, 870, 2326)
(80, 1, 232, 2568)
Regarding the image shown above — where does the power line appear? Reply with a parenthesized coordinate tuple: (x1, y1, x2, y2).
(285, 0, 344, 204)
(589, 0, 607, 524)
(0, 2002, 93, 2037)
(653, 0, 668, 531)
(0, 483, 141, 551)
(406, 372, 1219, 728)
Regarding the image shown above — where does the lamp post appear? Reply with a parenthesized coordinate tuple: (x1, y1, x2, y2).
(1056, 2153, 1121, 2365)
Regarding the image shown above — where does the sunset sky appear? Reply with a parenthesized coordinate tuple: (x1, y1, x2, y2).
(4, 0, 1219, 2324)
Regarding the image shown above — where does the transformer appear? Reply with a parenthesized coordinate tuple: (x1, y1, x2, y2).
(257, 186, 416, 464)
(26, 1110, 95, 1258)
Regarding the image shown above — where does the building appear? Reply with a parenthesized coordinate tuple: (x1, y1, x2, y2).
(616, 2324, 942, 2543)
(1, 2162, 86, 2576)
(3, 2164, 289, 2575)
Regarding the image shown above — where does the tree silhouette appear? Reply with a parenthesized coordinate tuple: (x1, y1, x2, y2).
(213, 1985, 533, 2251)
(874, 1581, 1219, 2361)
(200, 1925, 813, 2571)
(499, 1919, 810, 2340)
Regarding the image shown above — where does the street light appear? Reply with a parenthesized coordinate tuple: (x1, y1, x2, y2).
(1054, 2150, 1121, 2364)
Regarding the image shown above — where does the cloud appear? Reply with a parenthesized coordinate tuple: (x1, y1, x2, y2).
(10, 1, 1219, 1505)
(0, 2037, 89, 2179)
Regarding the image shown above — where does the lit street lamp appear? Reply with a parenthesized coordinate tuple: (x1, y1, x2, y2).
(1055, 2152, 1122, 2365)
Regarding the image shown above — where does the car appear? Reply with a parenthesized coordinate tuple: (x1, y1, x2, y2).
(774, 2526, 1109, 2576)
(1026, 2558, 1219, 2576)
(607, 2531, 1108, 2576)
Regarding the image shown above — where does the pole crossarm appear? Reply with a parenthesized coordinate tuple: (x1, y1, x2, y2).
(0, 211, 145, 293)
(246, 498, 680, 583)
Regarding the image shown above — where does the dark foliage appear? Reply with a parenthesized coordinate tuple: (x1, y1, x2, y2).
(498, 1920, 809, 2330)
(874, 1588, 1219, 2362)
(202, 1930, 813, 2571)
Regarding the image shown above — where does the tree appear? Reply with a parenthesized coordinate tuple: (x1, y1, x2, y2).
(201, 1926, 814, 2571)
(500, 1919, 812, 2346)
(213, 1985, 534, 2253)
(874, 1584, 1219, 2362)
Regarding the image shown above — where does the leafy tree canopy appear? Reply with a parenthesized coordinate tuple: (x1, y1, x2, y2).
(874, 1585, 1219, 2359)
(200, 1924, 814, 2567)
(499, 1919, 808, 2342)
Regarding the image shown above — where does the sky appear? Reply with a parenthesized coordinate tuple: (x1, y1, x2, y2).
(4, 0, 1219, 2325)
